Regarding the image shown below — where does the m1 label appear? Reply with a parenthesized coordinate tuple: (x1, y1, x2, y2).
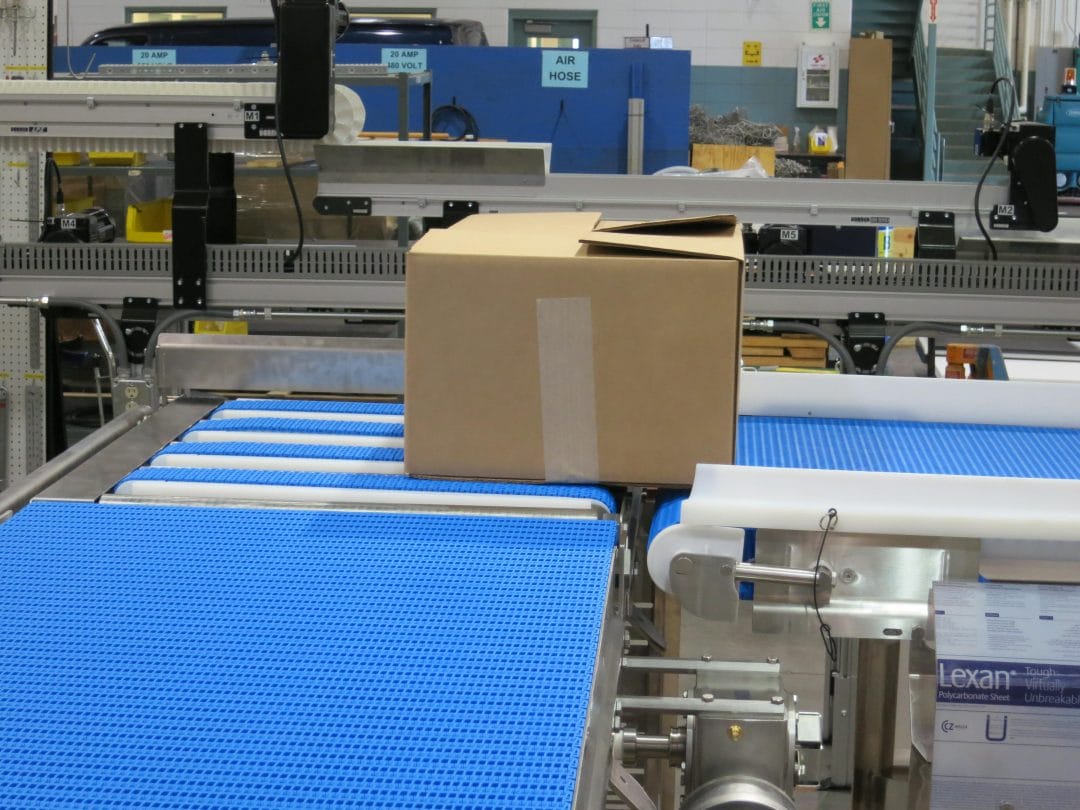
(542, 50, 589, 88)
(382, 48, 427, 72)
(133, 49, 176, 65)
(243, 103, 279, 139)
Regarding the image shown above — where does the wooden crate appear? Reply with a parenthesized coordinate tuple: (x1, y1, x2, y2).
(742, 333, 828, 368)
(691, 144, 775, 176)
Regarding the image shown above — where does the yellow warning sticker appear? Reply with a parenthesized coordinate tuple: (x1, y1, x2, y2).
(742, 41, 762, 66)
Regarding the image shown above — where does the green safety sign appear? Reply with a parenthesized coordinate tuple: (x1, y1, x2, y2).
(811, 1, 830, 30)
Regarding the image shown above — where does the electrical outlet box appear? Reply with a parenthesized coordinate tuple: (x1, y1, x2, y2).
(797, 44, 839, 108)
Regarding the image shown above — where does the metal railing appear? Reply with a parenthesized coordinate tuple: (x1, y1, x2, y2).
(989, 0, 1017, 117)
(913, 0, 944, 180)
(983, 0, 996, 50)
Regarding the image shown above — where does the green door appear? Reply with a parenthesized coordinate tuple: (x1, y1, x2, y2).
(508, 11, 596, 49)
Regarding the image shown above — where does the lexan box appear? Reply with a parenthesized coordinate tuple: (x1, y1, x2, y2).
(405, 211, 744, 487)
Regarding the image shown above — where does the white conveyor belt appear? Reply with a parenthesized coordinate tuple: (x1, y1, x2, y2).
(181, 430, 403, 448)
(649, 464, 1080, 595)
(209, 409, 403, 424)
(149, 453, 405, 475)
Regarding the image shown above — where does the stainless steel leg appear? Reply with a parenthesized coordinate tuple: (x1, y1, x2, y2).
(827, 638, 859, 789)
(852, 639, 901, 809)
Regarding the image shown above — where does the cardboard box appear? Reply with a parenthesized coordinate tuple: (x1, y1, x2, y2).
(405, 212, 745, 487)
(845, 37, 893, 180)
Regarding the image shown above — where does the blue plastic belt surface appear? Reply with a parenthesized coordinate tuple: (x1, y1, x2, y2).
(119, 467, 618, 512)
(185, 417, 405, 438)
(645, 495, 754, 598)
(648, 495, 687, 546)
(738, 416, 1080, 479)
(0, 502, 617, 809)
(215, 399, 404, 416)
(157, 441, 406, 462)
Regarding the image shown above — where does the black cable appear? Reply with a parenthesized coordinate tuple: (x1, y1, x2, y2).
(813, 508, 839, 667)
(47, 298, 130, 366)
(275, 127, 305, 272)
(874, 321, 964, 375)
(143, 308, 235, 371)
(272, 3, 304, 272)
(768, 321, 859, 375)
(973, 76, 1018, 262)
(43, 156, 64, 221)
(431, 102, 480, 141)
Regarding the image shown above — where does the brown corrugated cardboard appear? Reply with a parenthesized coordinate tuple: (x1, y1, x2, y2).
(845, 37, 893, 180)
(405, 211, 744, 487)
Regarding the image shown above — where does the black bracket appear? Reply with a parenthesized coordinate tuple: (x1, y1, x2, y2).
(172, 122, 210, 310)
(914, 211, 956, 259)
(313, 196, 373, 216)
(839, 311, 886, 374)
(441, 200, 478, 226)
(207, 152, 237, 245)
(120, 297, 159, 365)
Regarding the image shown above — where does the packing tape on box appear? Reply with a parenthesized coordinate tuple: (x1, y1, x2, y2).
(536, 297, 600, 483)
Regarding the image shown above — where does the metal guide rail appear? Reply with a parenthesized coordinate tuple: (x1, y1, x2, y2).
(0, 242, 407, 309)
(315, 157, 1014, 232)
(96, 63, 402, 80)
(743, 253, 1080, 325)
(3, 242, 1080, 324)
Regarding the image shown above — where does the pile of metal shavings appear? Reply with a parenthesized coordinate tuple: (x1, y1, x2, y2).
(775, 158, 814, 178)
(689, 105, 783, 146)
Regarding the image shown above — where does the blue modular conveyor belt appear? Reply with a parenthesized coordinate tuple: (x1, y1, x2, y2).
(737, 415, 1080, 479)
(0, 502, 618, 809)
(179, 401, 1080, 482)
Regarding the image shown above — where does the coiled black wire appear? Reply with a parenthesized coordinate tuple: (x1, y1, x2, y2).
(431, 103, 480, 141)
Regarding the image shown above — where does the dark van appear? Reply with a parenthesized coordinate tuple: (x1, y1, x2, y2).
(82, 17, 487, 47)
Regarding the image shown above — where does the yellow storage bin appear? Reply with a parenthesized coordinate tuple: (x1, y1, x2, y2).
(88, 151, 146, 167)
(64, 196, 95, 213)
(126, 199, 172, 243)
(52, 152, 83, 167)
(194, 320, 249, 336)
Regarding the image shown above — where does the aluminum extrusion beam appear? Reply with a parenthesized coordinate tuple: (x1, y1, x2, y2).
(0, 274, 407, 310)
(314, 167, 1013, 233)
(0, 243, 406, 309)
(0, 81, 364, 153)
(7, 242, 1080, 326)
(95, 64, 405, 81)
